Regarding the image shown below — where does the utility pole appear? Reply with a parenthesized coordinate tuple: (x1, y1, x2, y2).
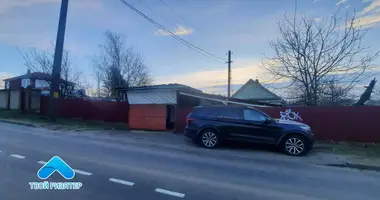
(49, 0, 69, 121)
(227, 50, 232, 98)
(96, 71, 101, 98)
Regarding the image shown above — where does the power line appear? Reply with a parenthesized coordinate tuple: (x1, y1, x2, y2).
(136, 0, 178, 28)
(158, 0, 202, 35)
(119, 0, 225, 62)
(158, 0, 185, 21)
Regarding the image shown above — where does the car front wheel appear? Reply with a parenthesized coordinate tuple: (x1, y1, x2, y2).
(282, 135, 309, 156)
(200, 129, 219, 148)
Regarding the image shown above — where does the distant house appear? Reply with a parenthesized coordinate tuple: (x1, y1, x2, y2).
(232, 79, 285, 105)
(3, 70, 75, 96)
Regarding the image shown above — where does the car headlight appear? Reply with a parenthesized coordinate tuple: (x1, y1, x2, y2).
(300, 125, 311, 131)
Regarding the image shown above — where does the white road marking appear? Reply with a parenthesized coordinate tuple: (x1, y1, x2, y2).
(37, 161, 92, 176)
(73, 169, 92, 176)
(109, 178, 135, 186)
(10, 154, 25, 159)
(155, 188, 185, 198)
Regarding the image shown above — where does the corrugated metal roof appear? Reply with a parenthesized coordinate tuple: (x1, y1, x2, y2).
(127, 89, 177, 104)
(118, 83, 202, 93)
(179, 92, 282, 107)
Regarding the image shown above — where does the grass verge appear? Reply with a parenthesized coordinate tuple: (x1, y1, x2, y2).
(316, 141, 380, 158)
(0, 109, 128, 131)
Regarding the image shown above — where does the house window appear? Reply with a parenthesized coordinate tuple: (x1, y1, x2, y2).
(35, 79, 49, 89)
(5, 81, 10, 89)
(21, 79, 31, 88)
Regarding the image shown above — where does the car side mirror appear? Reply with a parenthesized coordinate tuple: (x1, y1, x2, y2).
(263, 118, 272, 124)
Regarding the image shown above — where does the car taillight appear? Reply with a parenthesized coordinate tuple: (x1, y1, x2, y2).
(186, 117, 194, 125)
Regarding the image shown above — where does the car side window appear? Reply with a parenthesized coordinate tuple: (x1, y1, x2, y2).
(244, 109, 266, 122)
(218, 108, 242, 120)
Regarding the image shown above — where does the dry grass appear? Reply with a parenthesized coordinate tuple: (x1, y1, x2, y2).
(316, 141, 380, 158)
(0, 109, 128, 131)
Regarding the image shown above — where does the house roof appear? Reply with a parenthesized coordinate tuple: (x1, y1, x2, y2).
(116, 83, 202, 93)
(179, 91, 282, 107)
(3, 72, 74, 85)
(232, 79, 284, 102)
(127, 89, 178, 104)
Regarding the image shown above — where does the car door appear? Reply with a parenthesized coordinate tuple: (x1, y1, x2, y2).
(215, 107, 245, 139)
(231, 108, 278, 144)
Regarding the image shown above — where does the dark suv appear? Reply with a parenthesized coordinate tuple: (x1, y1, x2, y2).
(185, 105, 314, 156)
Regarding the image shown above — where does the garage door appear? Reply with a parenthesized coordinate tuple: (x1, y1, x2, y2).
(128, 104, 167, 131)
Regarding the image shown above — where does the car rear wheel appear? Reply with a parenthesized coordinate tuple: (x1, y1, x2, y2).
(200, 129, 219, 148)
(282, 135, 309, 156)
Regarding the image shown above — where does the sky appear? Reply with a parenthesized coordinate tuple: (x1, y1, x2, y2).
(0, 0, 380, 95)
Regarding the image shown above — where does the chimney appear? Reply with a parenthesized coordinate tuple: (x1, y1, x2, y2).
(27, 69, 31, 75)
(255, 79, 259, 83)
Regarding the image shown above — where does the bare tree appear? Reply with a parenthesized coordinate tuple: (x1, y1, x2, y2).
(263, 9, 379, 106)
(20, 45, 84, 98)
(318, 78, 356, 106)
(94, 31, 153, 98)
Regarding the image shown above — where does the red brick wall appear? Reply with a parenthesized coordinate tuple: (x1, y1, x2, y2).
(175, 106, 380, 143)
(129, 104, 167, 131)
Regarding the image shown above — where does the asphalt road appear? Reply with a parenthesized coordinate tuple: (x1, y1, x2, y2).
(0, 122, 379, 200)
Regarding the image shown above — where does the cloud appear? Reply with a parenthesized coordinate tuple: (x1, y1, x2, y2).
(313, 0, 319, 3)
(350, 0, 380, 28)
(155, 25, 193, 36)
(336, 0, 347, 6)
(0, 72, 13, 89)
(0, 0, 59, 13)
(154, 59, 270, 89)
(352, 14, 380, 27)
(314, 17, 322, 22)
(0, 0, 106, 50)
(361, 0, 380, 15)
(0, 0, 101, 13)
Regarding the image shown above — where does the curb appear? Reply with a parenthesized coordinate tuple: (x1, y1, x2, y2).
(346, 162, 380, 172)
(0, 119, 36, 128)
(129, 130, 173, 134)
(324, 162, 380, 172)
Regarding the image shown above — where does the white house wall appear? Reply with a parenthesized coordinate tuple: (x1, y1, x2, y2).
(31, 90, 41, 110)
(10, 91, 20, 109)
(127, 89, 177, 104)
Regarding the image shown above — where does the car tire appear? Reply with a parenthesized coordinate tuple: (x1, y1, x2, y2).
(281, 134, 310, 156)
(199, 129, 219, 149)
